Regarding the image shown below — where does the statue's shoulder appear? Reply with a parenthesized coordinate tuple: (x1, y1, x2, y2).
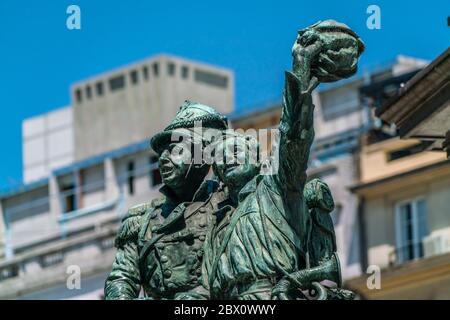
(115, 198, 165, 248)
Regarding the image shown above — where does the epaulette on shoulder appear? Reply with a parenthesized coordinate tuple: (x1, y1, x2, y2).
(150, 196, 166, 208)
(115, 202, 152, 248)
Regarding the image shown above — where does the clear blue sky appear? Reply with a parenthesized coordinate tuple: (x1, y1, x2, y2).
(0, 0, 448, 188)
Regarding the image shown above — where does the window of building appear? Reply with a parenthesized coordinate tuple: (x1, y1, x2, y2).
(153, 63, 159, 76)
(80, 165, 105, 195)
(127, 161, 135, 195)
(86, 85, 92, 99)
(181, 66, 189, 79)
(320, 86, 360, 121)
(61, 184, 77, 213)
(130, 70, 139, 85)
(395, 198, 428, 263)
(149, 156, 162, 187)
(143, 66, 149, 80)
(109, 75, 125, 91)
(0, 264, 19, 281)
(194, 69, 228, 88)
(388, 143, 423, 161)
(96, 82, 104, 96)
(75, 89, 82, 103)
(167, 62, 176, 76)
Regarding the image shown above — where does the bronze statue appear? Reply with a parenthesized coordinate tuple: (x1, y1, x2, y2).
(104, 101, 228, 299)
(198, 20, 364, 300)
(104, 19, 364, 300)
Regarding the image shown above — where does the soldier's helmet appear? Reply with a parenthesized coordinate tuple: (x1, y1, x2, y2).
(151, 100, 228, 155)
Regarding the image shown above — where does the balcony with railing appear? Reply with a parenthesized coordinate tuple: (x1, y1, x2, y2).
(389, 233, 450, 266)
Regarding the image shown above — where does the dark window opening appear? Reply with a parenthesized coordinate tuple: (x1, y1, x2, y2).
(396, 199, 427, 264)
(405, 205, 415, 260)
(75, 89, 82, 103)
(153, 63, 159, 76)
(86, 85, 92, 99)
(130, 70, 139, 85)
(109, 75, 125, 91)
(143, 66, 149, 80)
(181, 66, 189, 79)
(167, 62, 176, 76)
(194, 69, 228, 88)
(61, 184, 76, 213)
(149, 156, 162, 187)
(96, 82, 104, 96)
(388, 143, 423, 161)
(127, 161, 135, 195)
(0, 265, 19, 281)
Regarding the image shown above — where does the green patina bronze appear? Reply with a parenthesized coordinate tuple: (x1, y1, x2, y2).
(104, 19, 364, 300)
(104, 101, 228, 299)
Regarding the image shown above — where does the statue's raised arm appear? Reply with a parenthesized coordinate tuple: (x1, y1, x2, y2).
(189, 20, 364, 301)
(274, 40, 320, 195)
(274, 20, 365, 196)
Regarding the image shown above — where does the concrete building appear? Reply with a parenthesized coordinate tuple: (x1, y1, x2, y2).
(22, 107, 74, 184)
(22, 54, 234, 183)
(1, 137, 164, 298)
(72, 54, 234, 162)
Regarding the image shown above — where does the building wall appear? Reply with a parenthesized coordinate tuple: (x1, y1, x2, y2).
(357, 139, 450, 268)
(0, 140, 167, 297)
(313, 79, 367, 140)
(348, 166, 450, 299)
(4, 148, 162, 258)
(22, 107, 74, 183)
(72, 55, 234, 162)
(360, 138, 447, 183)
(80, 164, 106, 208)
(3, 186, 56, 250)
(21, 55, 234, 183)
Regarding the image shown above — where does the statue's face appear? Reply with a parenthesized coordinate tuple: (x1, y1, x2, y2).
(158, 142, 192, 190)
(214, 136, 259, 188)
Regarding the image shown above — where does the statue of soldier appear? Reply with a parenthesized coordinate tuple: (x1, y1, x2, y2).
(177, 132, 340, 300)
(104, 100, 228, 299)
(201, 20, 364, 300)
